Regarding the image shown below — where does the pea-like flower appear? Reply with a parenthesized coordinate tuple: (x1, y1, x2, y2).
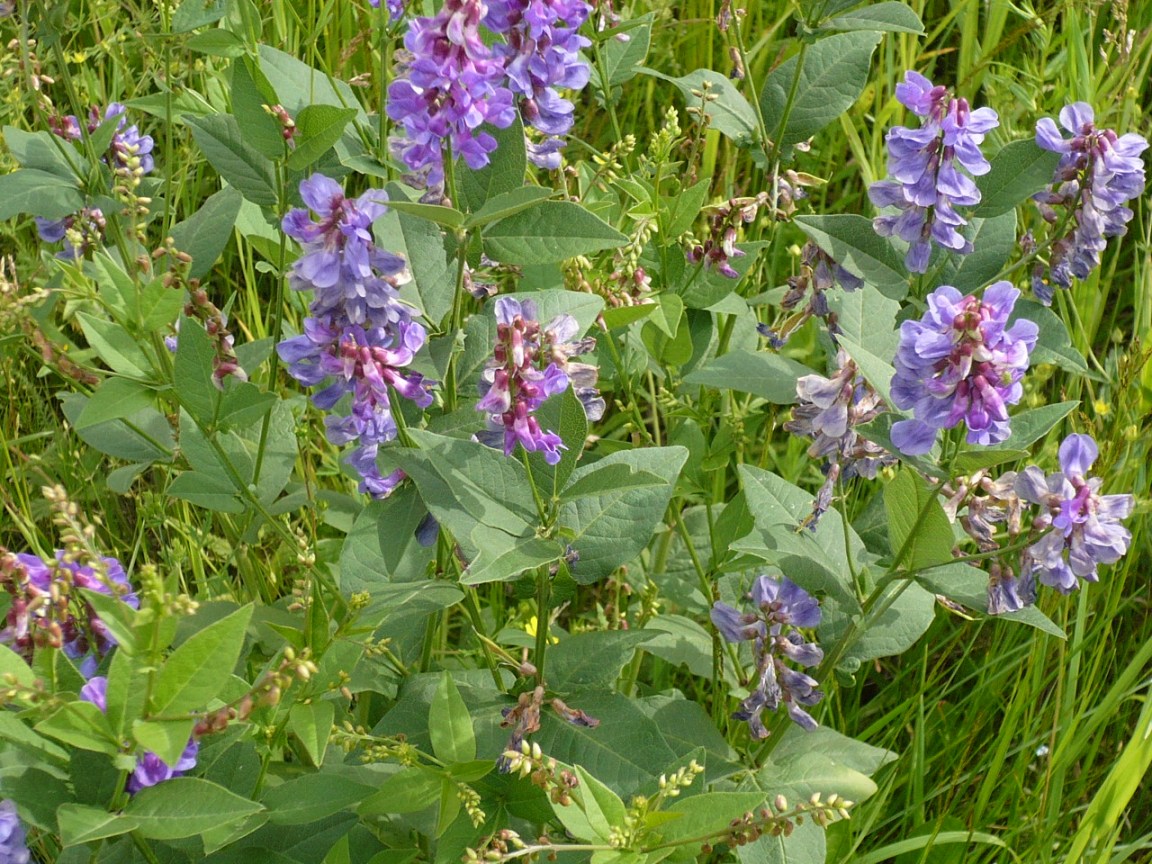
(869, 71, 998, 273)
(1031, 103, 1148, 303)
(0, 550, 138, 678)
(890, 282, 1038, 455)
(710, 576, 823, 735)
(0, 800, 29, 864)
(386, 0, 516, 189)
(1015, 434, 1134, 593)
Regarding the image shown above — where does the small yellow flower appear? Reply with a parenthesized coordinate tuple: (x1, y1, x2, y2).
(1093, 399, 1111, 417)
(525, 615, 558, 645)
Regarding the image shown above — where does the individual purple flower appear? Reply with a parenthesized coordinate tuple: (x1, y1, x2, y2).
(368, 0, 406, 22)
(711, 575, 823, 735)
(80, 677, 200, 793)
(1015, 434, 1134, 593)
(475, 297, 588, 464)
(1, 550, 138, 677)
(890, 282, 1038, 455)
(486, 0, 592, 164)
(785, 350, 893, 523)
(386, 0, 517, 189)
(0, 800, 30, 864)
(1030, 103, 1147, 303)
(34, 207, 107, 260)
(869, 71, 999, 273)
(277, 175, 433, 497)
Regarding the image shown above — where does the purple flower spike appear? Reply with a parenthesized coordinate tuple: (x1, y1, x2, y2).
(475, 298, 600, 464)
(711, 576, 823, 737)
(0, 800, 30, 864)
(1015, 433, 1134, 593)
(386, 0, 517, 189)
(890, 282, 1037, 455)
(870, 72, 998, 273)
(487, 0, 592, 163)
(1031, 103, 1147, 303)
(277, 175, 434, 498)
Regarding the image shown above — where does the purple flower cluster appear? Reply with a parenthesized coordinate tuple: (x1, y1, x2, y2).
(81, 677, 199, 794)
(36, 103, 154, 258)
(890, 282, 1038, 455)
(277, 175, 434, 497)
(1031, 103, 1148, 303)
(869, 71, 998, 273)
(476, 297, 600, 464)
(1, 550, 138, 677)
(386, 0, 516, 188)
(711, 576, 824, 736)
(486, 0, 592, 167)
(1015, 434, 1133, 594)
(0, 801, 29, 864)
(785, 351, 893, 523)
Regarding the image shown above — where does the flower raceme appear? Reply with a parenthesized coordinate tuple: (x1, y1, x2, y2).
(711, 576, 824, 736)
(0, 800, 29, 864)
(1031, 102, 1148, 303)
(475, 297, 599, 464)
(869, 71, 998, 273)
(890, 282, 1037, 456)
(1015, 433, 1134, 594)
(277, 174, 433, 498)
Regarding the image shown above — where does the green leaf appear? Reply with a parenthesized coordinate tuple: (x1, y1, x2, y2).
(174, 317, 220, 424)
(384, 198, 466, 230)
(554, 765, 627, 843)
(649, 69, 758, 147)
(261, 773, 376, 826)
(136, 279, 187, 333)
(338, 487, 440, 605)
(975, 139, 1062, 218)
(662, 178, 712, 237)
(185, 113, 278, 206)
(594, 14, 654, 88)
(819, 1, 924, 33)
(824, 578, 937, 671)
(4, 769, 72, 831)
(463, 186, 554, 229)
(150, 604, 253, 716)
(991, 401, 1078, 450)
(125, 777, 265, 840)
(75, 313, 153, 379)
(389, 197, 457, 324)
(186, 29, 246, 57)
(461, 533, 563, 586)
(684, 350, 817, 404)
(79, 589, 139, 653)
(0, 644, 35, 687)
(458, 115, 526, 212)
(1015, 299, 1096, 377)
(287, 105, 357, 170)
(257, 45, 367, 120)
(75, 378, 154, 429)
(528, 383, 591, 498)
(760, 31, 882, 151)
(794, 214, 908, 299)
(483, 201, 629, 264)
(834, 334, 897, 409)
(358, 767, 443, 816)
(952, 449, 1029, 473)
(559, 447, 688, 584)
(168, 471, 245, 513)
(2, 127, 78, 178)
(560, 463, 667, 502)
(231, 57, 285, 159)
(532, 692, 678, 795)
(0, 168, 84, 220)
(547, 631, 655, 691)
(935, 210, 1017, 293)
(133, 719, 195, 768)
(170, 183, 244, 279)
(430, 671, 476, 763)
(58, 804, 138, 847)
(884, 468, 954, 571)
(34, 702, 119, 754)
(288, 700, 335, 766)
(172, 0, 226, 31)
(0, 712, 69, 763)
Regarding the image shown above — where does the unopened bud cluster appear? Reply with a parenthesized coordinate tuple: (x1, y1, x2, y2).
(499, 741, 579, 805)
(713, 793, 853, 850)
